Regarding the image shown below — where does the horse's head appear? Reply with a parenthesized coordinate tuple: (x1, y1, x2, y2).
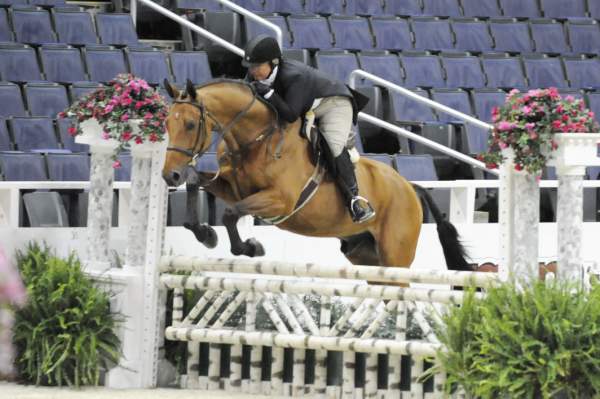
(162, 79, 215, 186)
(162, 78, 272, 187)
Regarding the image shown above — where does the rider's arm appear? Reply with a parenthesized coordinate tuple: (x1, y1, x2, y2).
(264, 92, 299, 123)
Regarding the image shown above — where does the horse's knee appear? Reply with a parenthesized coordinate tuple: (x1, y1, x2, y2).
(222, 207, 240, 226)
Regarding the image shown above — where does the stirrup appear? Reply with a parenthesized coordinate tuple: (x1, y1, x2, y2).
(350, 196, 376, 223)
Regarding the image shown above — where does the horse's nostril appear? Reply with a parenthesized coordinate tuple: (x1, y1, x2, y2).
(171, 171, 181, 184)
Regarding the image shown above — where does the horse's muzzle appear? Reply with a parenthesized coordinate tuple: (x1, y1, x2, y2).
(163, 169, 184, 187)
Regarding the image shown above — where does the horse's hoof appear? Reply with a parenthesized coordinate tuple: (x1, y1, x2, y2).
(245, 238, 265, 257)
(184, 222, 218, 249)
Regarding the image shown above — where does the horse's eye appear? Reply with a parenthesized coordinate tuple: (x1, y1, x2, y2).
(185, 121, 196, 130)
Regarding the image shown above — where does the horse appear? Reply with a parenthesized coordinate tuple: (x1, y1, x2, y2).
(161, 78, 472, 272)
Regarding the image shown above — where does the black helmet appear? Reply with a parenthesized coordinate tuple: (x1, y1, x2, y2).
(242, 34, 282, 67)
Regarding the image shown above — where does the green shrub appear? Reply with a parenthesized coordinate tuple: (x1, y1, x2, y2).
(430, 281, 600, 399)
(12, 242, 121, 386)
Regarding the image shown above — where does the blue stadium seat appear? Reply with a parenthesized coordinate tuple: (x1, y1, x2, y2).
(499, 0, 541, 18)
(556, 88, 584, 101)
(393, 154, 438, 181)
(288, 15, 333, 49)
(371, 17, 412, 52)
(0, 82, 26, 118)
(540, 0, 586, 19)
(451, 18, 494, 53)
(84, 47, 128, 83)
(46, 152, 90, 181)
(357, 52, 403, 86)
(489, 18, 534, 53)
(0, 44, 43, 82)
(347, 0, 385, 16)
(314, 50, 359, 84)
(229, 0, 262, 11)
(566, 19, 600, 55)
(461, 0, 502, 18)
(0, 0, 26, 6)
(244, 14, 291, 48)
(195, 151, 219, 172)
(39, 46, 87, 83)
(175, 0, 222, 10)
(329, 16, 374, 51)
(200, 11, 242, 48)
(529, 19, 570, 54)
(0, 119, 12, 151)
(95, 13, 140, 46)
(24, 83, 69, 118)
(563, 56, 600, 90)
(399, 52, 445, 88)
(385, 0, 423, 16)
(56, 118, 89, 152)
(11, 7, 57, 45)
(52, 9, 98, 46)
(0, 9, 13, 42)
(389, 88, 437, 124)
(126, 48, 172, 86)
(170, 51, 212, 85)
(521, 54, 568, 88)
(411, 17, 454, 52)
(589, 0, 600, 19)
(70, 81, 103, 102)
(9, 117, 59, 151)
(481, 54, 527, 89)
(586, 91, 600, 125)
(363, 153, 394, 168)
(421, 0, 461, 17)
(0, 152, 47, 180)
(440, 52, 486, 89)
(305, 0, 344, 15)
(471, 88, 506, 123)
(263, 0, 304, 14)
(114, 152, 131, 181)
(354, 86, 384, 142)
(29, 0, 66, 7)
(430, 88, 473, 124)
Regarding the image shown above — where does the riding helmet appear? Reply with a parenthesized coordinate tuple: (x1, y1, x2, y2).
(242, 34, 282, 67)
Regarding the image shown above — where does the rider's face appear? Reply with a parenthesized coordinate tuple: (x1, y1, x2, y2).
(249, 62, 272, 81)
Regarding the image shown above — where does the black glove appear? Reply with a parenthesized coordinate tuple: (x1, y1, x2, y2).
(251, 81, 272, 96)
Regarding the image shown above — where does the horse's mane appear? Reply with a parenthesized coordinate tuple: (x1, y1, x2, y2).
(178, 78, 280, 123)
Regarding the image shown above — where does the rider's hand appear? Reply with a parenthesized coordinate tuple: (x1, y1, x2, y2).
(251, 81, 273, 97)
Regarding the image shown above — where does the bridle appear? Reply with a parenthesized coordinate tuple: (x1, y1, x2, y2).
(166, 90, 279, 193)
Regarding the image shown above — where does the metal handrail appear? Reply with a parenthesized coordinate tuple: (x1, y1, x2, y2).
(350, 70, 498, 175)
(132, 0, 244, 55)
(130, 0, 282, 51)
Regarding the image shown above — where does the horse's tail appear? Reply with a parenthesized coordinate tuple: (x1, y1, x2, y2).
(412, 184, 473, 272)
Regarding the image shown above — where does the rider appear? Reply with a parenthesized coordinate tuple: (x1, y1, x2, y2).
(242, 34, 376, 223)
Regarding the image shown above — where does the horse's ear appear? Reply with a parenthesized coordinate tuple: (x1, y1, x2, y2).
(163, 79, 179, 99)
(186, 79, 197, 101)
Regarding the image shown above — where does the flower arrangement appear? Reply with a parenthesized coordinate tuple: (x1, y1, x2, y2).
(478, 87, 599, 175)
(59, 74, 169, 167)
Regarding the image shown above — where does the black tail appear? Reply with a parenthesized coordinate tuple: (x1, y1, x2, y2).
(412, 184, 473, 271)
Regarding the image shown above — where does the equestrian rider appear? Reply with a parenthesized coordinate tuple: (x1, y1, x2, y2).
(242, 34, 376, 224)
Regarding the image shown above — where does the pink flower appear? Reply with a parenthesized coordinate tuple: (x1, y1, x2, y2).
(529, 131, 538, 139)
(547, 87, 560, 99)
(508, 88, 520, 97)
(589, 111, 595, 119)
(497, 121, 514, 131)
(522, 106, 532, 115)
(122, 131, 132, 141)
(499, 141, 508, 149)
(552, 120, 563, 129)
(102, 131, 110, 140)
(525, 122, 535, 131)
(113, 160, 122, 169)
(58, 111, 66, 118)
(67, 126, 77, 136)
(143, 112, 153, 119)
(556, 104, 564, 114)
(104, 104, 114, 113)
(135, 101, 144, 109)
(149, 133, 158, 142)
(135, 136, 143, 144)
(121, 96, 132, 106)
(565, 95, 575, 103)
(120, 113, 129, 122)
(562, 114, 570, 122)
(514, 163, 523, 171)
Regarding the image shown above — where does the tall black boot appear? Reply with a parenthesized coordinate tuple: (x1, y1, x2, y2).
(334, 150, 375, 223)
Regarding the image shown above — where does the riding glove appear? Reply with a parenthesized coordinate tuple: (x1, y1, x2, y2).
(251, 81, 273, 98)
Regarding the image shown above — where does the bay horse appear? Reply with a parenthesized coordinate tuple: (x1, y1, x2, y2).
(162, 78, 471, 272)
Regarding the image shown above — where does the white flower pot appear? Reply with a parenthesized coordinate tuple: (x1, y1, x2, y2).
(75, 118, 120, 152)
(547, 133, 600, 175)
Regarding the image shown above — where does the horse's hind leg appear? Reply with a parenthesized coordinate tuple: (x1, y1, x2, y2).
(183, 182, 218, 249)
(222, 207, 265, 257)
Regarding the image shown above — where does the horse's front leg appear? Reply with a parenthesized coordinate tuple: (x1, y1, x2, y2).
(222, 190, 289, 258)
(183, 182, 218, 249)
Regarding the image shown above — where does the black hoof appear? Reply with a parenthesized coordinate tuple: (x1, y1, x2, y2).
(244, 238, 265, 257)
(184, 222, 218, 249)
